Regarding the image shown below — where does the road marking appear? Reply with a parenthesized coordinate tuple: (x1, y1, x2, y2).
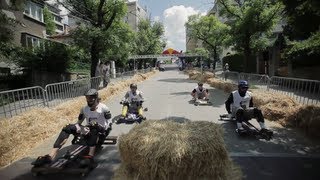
(229, 152, 320, 158)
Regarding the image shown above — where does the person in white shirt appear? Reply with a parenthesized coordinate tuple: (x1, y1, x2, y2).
(191, 82, 209, 101)
(225, 80, 272, 134)
(32, 89, 112, 166)
(120, 83, 145, 120)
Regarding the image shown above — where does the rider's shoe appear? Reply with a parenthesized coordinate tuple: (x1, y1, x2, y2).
(80, 155, 95, 168)
(32, 154, 52, 166)
(236, 128, 247, 136)
(116, 116, 125, 124)
(260, 128, 273, 135)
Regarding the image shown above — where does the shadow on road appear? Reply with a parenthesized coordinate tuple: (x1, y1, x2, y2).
(220, 120, 320, 155)
(10, 146, 120, 180)
(171, 91, 191, 96)
(208, 88, 227, 107)
(157, 78, 196, 83)
(157, 116, 192, 123)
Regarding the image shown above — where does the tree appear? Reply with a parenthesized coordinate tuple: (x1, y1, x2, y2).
(280, 0, 320, 62)
(102, 21, 136, 68)
(280, 0, 320, 40)
(185, 14, 230, 69)
(135, 19, 166, 55)
(0, 0, 25, 60)
(217, 0, 284, 72)
(43, 5, 56, 35)
(134, 19, 166, 69)
(57, 0, 128, 77)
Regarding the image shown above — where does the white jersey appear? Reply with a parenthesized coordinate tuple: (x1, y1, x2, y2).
(194, 86, 207, 94)
(231, 90, 252, 109)
(125, 90, 143, 102)
(80, 103, 111, 129)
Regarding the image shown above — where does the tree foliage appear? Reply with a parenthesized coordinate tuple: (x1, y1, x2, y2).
(217, 0, 283, 72)
(57, 0, 128, 77)
(280, 0, 320, 61)
(11, 41, 73, 73)
(135, 19, 166, 55)
(133, 19, 166, 69)
(286, 31, 320, 58)
(185, 14, 230, 69)
(0, 0, 23, 61)
(280, 0, 320, 40)
(43, 5, 56, 35)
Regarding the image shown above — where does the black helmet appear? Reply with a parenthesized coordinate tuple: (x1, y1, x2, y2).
(85, 89, 98, 97)
(130, 83, 137, 89)
(238, 80, 249, 88)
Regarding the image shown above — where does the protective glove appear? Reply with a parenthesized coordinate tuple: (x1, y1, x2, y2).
(80, 127, 90, 135)
(75, 124, 81, 133)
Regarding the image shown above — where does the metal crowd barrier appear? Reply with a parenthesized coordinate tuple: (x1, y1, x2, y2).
(0, 68, 153, 118)
(218, 71, 320, 105)
(269, 76, 320, 105)
(0, 86, 46, 118)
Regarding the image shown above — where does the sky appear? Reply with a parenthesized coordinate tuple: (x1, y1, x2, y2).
(52, 0, 215, 52)
(128, 0, 214, 52)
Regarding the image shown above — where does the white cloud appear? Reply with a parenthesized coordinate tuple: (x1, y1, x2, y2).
(163, 5, 205, 52)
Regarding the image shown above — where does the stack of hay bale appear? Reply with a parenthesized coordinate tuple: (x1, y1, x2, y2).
(114, 120, 241, 180)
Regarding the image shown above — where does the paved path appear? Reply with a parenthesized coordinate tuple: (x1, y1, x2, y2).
(1, 64, 320, 180)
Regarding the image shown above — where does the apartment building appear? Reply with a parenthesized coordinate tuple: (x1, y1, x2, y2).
(1, 0, 64, 48)
(185, 26, 203, 52)
(125, 0, 149, 32)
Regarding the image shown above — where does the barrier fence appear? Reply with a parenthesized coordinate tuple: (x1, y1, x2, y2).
(217, 71, 320, 105)
(0, 68, 153, 118)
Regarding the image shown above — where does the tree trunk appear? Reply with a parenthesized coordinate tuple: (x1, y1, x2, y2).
(212, 46, 217, 70)
(243, 34, 251, 73)
(90, 39, 99, 77)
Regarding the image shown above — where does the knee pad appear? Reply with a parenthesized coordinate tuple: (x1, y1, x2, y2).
(236, 109, 245, 116)
(253, 108, 264, 122)
(253, 108, 262, 114)
(236, 109, 245, 122)
(62, 124, 76, 134)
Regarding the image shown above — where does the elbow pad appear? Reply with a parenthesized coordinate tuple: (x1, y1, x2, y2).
(104, 111, 112, 119)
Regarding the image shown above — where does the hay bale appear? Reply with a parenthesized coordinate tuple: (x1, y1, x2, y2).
(114, 120, 241, 180)
(203, 72, 214, 81)
(284, 105, 320, 138)
(206, 78, 236, 93)
(0, 70, 157, 168)
(251, 90, 301, 122)
(0, 107, 70, 167)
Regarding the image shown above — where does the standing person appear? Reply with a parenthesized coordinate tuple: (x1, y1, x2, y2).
(225, 80, 272, 134)
(102, 62, 110, 87)
(223, 63, 230, 81)
(94, 60, 105, 89)
(32, 89, 112, 166)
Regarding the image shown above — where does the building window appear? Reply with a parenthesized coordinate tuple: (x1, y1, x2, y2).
(22, 33, 42, 48)
(24, 1, 44, 22)
(53, 15, 62, 23)
(56, 24, 64, 31)
(26, 35, 41, 48)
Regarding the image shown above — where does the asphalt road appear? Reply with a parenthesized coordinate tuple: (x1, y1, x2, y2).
(1, 64, 320, 180)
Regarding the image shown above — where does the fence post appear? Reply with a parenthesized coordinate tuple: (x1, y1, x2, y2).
(267, 76, 271, 91)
